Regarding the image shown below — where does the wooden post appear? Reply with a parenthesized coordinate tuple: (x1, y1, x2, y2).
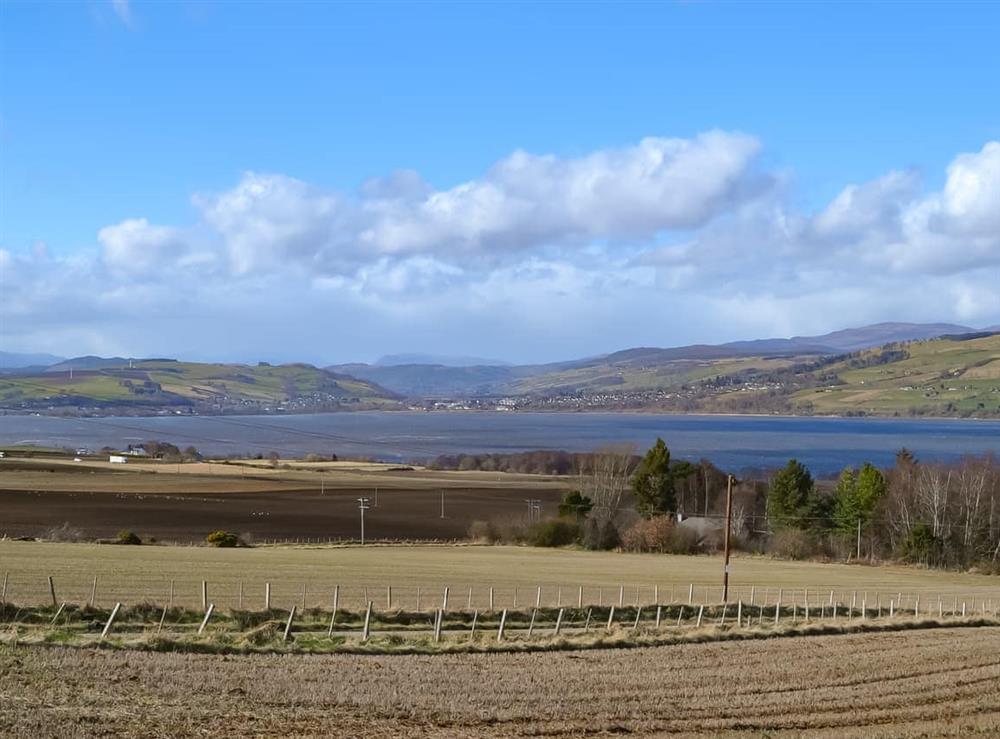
(442, 586, 449, 611)
(0, 571, 7, 604)
(470, 610, 479, 638)
(332, 585, 339, 622)
(578, 585, 583, 609)
(50, 603, 66, 626)
(914, 596, 919, 619)
(584, 607, 592, 631)
(433, 609, 442, 642)
(654, 584, 659, 605)
(536, 586, 541, 608)
(513, 586, 518, 608)
(889, 599, 895, 618)
(468, 586, 473, 610)
(557, 587, 562, 607)
(527, 608, 537, 638)
(387, 586, 392, 610)
(198, 604, 215, 634)
(238, 581, 243, 609)
(633, 607, 642, 630)
(719, 603, 727, 626)
(89, 576, 98, 608)
(489, 587, 494, 610)
(100, 602, 122, 640)
(607, 605, 616, 630)
(655, 605, 662, 628)
(722, 474, 734, 602)
(362, 601, 373, 642)
(737, 600, 743, 628)
(417, 587, 421, 612)
(962, 601, 967, 617)
(48, 576, 57, 608)
(861, 599, 866, 620)
(554, 607, 564, 636)
(775, 591, 781, 624)
(265, 582, 271, 610)
(804, 589, 809, 621)
(688, 583, 694, 605)
(202, 580, 208, 612)
(157, 605, 167, 634)
(696, 604, 704, 628)
(750, 586, 755, 606)
(497, 609, 508, 641)
(301, 584, 307, 610)
(676, 606, 684, 627)
(619, 585, 624, 607)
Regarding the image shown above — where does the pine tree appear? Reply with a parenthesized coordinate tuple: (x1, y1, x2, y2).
(767, 459, 815, 528)
(631, 437, 676, 518)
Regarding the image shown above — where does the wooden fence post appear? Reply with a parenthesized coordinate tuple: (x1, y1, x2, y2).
(737, 601, 743, 628)
(362, 601, 373, 642)
(688, 583, 694, 605)
(48, 576, 57, 608)
(536, 586, 541, 609)
(332, 585, 339, 622)
(265, 582, 271, 610)
(527, 608, 537, 638)
(606, 605, 616, 630)
(101, 602, 122, 640)
(417, 587, 422, 612)
(0, 571, 7, 604)
(471, 610, 479, 639)
(202, 581, 208, 612)
(50, 603, 66, 626)
(468, 586, 473, 610)
(633, 607, 642, 630)
(301, 584, 307, 610)
(554, 608, 564, 636)
(914, 596, 920, 619)
(654, 584, 659, 605)
(750, 586, 755, 606)
(157, 605, 168, 634)
(497, 609, 508, 642)
(198, 604, 215, 634)
(281, 606, 295, 642)
(433, 609, 442, 642)
(578, 585, 583, 609)
(696, 604, 704, 628)
(238, 581, 243, 610)
(557, 587, 562, 607)
(618, 585, 624, 607)
(90, 576, 98, 608)
(489, 587, 494, 610)
(169, 579, 174, 609)
(676, 606, 684, 627)
(655, 605, 662, 628)
(442, 587, 449, 611)
(387, 586, 392, 610)
(584, 607, 592, 631)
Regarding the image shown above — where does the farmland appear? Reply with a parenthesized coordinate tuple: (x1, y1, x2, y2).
(0, 457, 567, 542)
(4, 627, 1000, 736)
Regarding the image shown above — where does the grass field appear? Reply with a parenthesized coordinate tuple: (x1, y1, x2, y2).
(4, 626, 1000, 736)
(2, 540, 998, 612)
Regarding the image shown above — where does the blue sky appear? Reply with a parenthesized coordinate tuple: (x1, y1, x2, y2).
(2, 1, 999, 364)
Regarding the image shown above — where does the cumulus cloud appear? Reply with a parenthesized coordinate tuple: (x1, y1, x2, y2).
(2, 133, 999, 362)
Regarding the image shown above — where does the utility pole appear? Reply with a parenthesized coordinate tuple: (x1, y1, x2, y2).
(722, 474, 734, 603)
(525, 499, 541, 521)
(440, 490, 445, 519)
(358, 497, 370, 544)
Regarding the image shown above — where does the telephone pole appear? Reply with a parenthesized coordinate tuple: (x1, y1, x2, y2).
(722, 474, 734, 603)
(358, 497, 370, 544)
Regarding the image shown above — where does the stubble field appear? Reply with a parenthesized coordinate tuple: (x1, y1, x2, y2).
(3, 626, 1000, 737)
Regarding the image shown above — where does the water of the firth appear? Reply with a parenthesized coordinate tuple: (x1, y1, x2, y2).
(3, 412, 999, 475)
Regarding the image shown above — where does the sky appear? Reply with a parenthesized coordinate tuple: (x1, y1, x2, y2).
(1, 0, 999, 365)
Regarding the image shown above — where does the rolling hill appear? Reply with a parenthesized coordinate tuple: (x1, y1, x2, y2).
(0, 359, 401, 413)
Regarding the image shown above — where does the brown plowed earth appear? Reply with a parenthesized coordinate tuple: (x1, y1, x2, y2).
(0, 486, 562, 542)
(3, 627, 1000, 737)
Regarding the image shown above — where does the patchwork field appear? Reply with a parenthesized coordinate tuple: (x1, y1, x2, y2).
(4, 627, 1000, 737)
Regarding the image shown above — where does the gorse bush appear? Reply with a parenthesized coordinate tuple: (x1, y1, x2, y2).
(205, 531, 241, 548)
(115, 530, 142, 545)
(528, 518, 580, 547)
(621, 517, 701, 554)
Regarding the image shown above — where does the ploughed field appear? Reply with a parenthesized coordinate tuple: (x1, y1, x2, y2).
(4, 627, 1000, 737)
(0, 458, 566, 542)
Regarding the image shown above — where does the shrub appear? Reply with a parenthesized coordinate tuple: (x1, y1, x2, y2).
(900, 522, 941, 565)
(115, 530, 142, 545)
(42, 522, 85, 543)
(582, 518, 620, 551)
(527, 518, 580, 547)
(468, 519, 498, 543)
(766, 528, 818, 560)
(205, 530, 241, 548)
(621, 516, 701, 554)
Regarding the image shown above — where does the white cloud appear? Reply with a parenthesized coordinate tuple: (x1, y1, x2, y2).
(2, 134, 999, 362)
(110, 0, 132, 27)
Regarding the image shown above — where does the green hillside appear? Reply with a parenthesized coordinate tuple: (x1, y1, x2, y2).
(0, 360, 400, 413)
(792, 333, 1000, 416)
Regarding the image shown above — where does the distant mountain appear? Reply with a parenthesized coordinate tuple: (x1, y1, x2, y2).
(794, 322, 974, 353)
(0, 351, 65, 369)
(375, 353, 512, 367)
(331, 322, 980, 397)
